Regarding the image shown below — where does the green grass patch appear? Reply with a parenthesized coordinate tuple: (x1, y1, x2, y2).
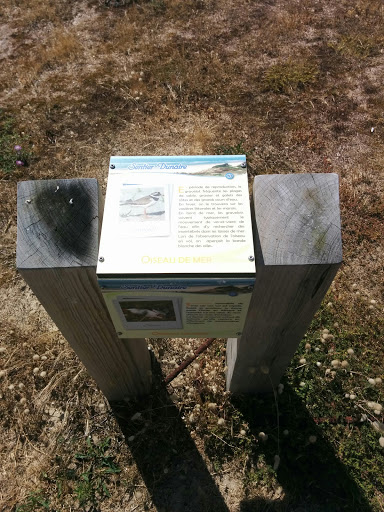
(332, 34, 383, 58)
(262, 60, 319, 93)
(15, 491, 50, 511)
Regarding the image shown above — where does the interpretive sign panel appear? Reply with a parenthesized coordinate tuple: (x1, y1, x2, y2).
(97, 155, 255, 338)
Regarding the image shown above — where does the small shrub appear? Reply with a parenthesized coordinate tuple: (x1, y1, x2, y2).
(74, 437, 120, 508)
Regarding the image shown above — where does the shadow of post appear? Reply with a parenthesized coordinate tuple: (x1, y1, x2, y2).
(232, 383, 373, 512)
(111, 357, 230, 512)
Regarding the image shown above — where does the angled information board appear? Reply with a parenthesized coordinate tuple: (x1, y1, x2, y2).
(97, 155, 255, 338)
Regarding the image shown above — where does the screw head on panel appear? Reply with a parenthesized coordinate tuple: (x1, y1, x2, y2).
(110, 164, 115, 169)
(248, 255, 255, 261)
(117, 332, 123, 336)
(99, 256, 105, 262)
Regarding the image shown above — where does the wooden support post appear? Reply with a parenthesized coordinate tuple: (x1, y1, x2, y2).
(17, 179, 151, 401)
(226, 173, 342, 393)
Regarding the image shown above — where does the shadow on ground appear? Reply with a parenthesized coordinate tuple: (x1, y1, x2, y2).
(112, 358, 372, 512)
(232, 383, 373, 512)
(111, 357, 229, 512)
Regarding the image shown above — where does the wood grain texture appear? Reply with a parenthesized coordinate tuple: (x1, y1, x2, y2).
(253, 173, 342, 265)
(17, 179, 151, 401)
(226, 173, 342, 393)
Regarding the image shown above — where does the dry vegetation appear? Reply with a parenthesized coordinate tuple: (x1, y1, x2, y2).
(0, 0, 383, 510)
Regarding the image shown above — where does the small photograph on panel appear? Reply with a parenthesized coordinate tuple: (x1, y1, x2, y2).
(115, 297, 182, 330)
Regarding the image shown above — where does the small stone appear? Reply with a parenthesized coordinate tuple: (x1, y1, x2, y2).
(33, 367, 39, 374)
(20, 397, 27, 405)
(32, 354, 40, 361)
(217, 418, 225, 426)
(18, 383, 24, 389)
(258, 432, 268, 441)
(333, 322, 339, 328)
(39, 371, 47, 378)
(367, 402, 382, 411)
(322, 329, 330, 334)
(331, 360, 340, 368)
(368, 378, 376, 386)
(350, 394, 356, 400)
(325, 369, 331, 375)
(8, 384, 15, 390)
(207, 402, 217, 410)
(0, 347, 6, 353)
(370, 299, 377, 305)
(299, 381, 306, 387)
(305, 343, 311, 351)
(240, 429, 246, 436)
(299, 358, 306, 364)
(0, 370, 6, 378)
(351, 283, 358, 289)
(372, 421, 384, 434)
(24, 409, 30, 414)
(345, 393, 350, 398)
(341, 360, 349, 368)
(326, 302, 333, 308)
(316, 362, 322, 367)
(283, 429, 289, 436)
(379, 437, 384, 448)
(273, 454, 280, 471)
(375, 378, 382, 385)
(347, 348, 354, 355)
(315, 347, 320, 352)
(41, 355, 47, 361)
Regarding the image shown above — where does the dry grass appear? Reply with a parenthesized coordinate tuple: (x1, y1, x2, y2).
(0, 0, 384, 510)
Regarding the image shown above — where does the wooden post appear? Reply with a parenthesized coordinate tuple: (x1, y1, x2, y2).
(226, 173, 342, 393)
(17, 179, 151, 401)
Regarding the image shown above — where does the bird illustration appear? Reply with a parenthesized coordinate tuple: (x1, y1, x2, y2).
(120, 191, 162, 218)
